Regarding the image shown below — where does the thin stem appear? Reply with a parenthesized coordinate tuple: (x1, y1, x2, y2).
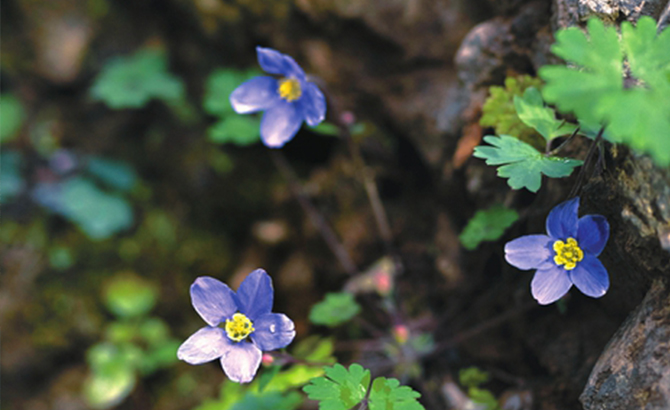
(568, 126, 604, 198)
(545, 126, 580, 157)
(271, 150, 358, 276)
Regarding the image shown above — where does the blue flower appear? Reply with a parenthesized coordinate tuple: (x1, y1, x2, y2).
(504, 197, 610, 305)
(229, 47, 327, 148)
(177, 269, 296, 383)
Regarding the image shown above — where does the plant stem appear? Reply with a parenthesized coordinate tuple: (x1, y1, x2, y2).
(568, 126, 604, 198)
(271, 150, 358, 276)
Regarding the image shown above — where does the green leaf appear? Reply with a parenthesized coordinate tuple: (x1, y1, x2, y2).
(458, 366, 490, 389)
(513, 87, 577, 141)
(368, 377, 424, 410)
(309, 122, 340, 136)
(303, 363, 371, 410)
(83, 365, 136, 409)
(0, 94, 26, 143)
(0, 150, 24, 203)
(540, 18, 622, 127)
(258, 365, 282, 393)
(208, 116, 261, 146)
(473, 135, 583, 192)
(138, 317, 170, 346)
(57, 177, 134, 240)
(230, 391, 302, 410)
(480, 75, 545, 149)
(91, 49, 185, 109)
(87, 157, 137, 191)
(468, 387, 499, 410)
(309, 292, 361, 327)
(104, 273, 158, 318)
(459, 205, 519, 250)
(541, 16, 670, 166)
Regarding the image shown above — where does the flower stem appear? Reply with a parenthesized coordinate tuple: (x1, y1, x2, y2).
(270, 150, 358, 276)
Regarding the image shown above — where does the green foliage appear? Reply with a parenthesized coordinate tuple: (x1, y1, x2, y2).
(458, 367, 490, 388)
(55, 177, 134, 240)
(459, 205, 519, 250)
(0, 150, 24, 203)
(104, 274, 158, 318)
(86, 275, 178, 409)
(513, 87, 577, 141)
(230, 391, 302, 410)
(204, 68, 262, 146)
(473, 135, 583, 192)
(458, 367, 499, 410)
(91, 48, 185, 109)
(540, 17, 670, 166)
(304, 364, 371, 410)
(309, 292, 361, 327)
(0, 94, 25, 143)
(369, 377, 423, 410)
(304, 364, 425, 410)
(480, 75, 545, 149)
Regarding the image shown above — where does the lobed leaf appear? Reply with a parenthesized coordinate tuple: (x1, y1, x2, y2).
(309, 292, 361, 327)
(368, 377, 424, 410)
(513, 87, 577, 141)
(303, 363, 371, 410)
(459, 205, 519, 250)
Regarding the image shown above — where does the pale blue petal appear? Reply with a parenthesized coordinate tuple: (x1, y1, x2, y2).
(229, 76, 280, 114)
(577, 215, 609, 256)
(531, 265, 573, 305)
(569, 254, 609, 298)
(236, 269, 274, 321)
(504, 234, 554, 270)
(191, 276, 238, 327)
(256, 47, 305, 79)
(177, 326, 230, 364)
(260, 100, 303, 148)
(251, 313, 296, 351)
(220, 341, 262, 383)
(546, 197, 579, 239)
(299, 82, 326, 127)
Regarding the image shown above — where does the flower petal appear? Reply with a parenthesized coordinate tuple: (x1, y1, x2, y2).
(251, 313, 296, 351)
(236, 269, 274, 320)
(569, 254, 609, 298)
(229, 76, 280, 114)
(220, 341, 262, 383)
(191, 276, 238, 327)
(260, 100, 303, 148)
(504, 234, 554, 270)
(546, 197, 580, 239)
(577, 215, 609, 256)
(256, 47, 305, 79)
(531, 265, 573, 305)
(299, 82, 326, 127)
(177, 326, 231, 364)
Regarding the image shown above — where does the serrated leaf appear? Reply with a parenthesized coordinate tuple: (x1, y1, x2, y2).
(513, 87, 577, 141)
(459, 205, 519, 250)
(303, 363, 371, 410)
(368, 377, 424, 410)
(540, 18, 622, 126)
(473, 135, 583, 192)
(91, 49, 185, 109)
(309, 292, 361, 327)
(621, 17, 670, 89)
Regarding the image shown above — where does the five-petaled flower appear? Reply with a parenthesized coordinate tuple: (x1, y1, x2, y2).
(229, 47, 327, 148)
(504, 197, 610, 305)
(177, 269, 296, 383)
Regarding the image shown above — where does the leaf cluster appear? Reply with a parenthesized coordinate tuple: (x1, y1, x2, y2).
(540, 17, 670, 165)
(309, 292, 361, 327)
(303, 363, 424, 410)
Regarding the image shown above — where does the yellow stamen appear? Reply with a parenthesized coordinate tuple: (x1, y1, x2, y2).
(553, 237, 584, 270)
(278, 78, 302, 102)
(225, 313, 255, 342)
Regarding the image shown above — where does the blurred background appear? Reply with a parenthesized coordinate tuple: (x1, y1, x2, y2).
(1, 0, 646, 409)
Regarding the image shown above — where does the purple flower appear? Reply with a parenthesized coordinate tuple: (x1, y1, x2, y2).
(504, 197, 610, 305)
(229, 47, 327, 148)
(177, 269, 296, 383)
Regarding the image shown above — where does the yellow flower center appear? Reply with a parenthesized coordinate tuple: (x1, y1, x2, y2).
(553, 237, 584, 270)
(278, 78, 302, 102)
(225, 313, 255, 342)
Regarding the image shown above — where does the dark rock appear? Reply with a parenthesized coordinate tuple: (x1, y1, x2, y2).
(581, 279, 670, 410)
